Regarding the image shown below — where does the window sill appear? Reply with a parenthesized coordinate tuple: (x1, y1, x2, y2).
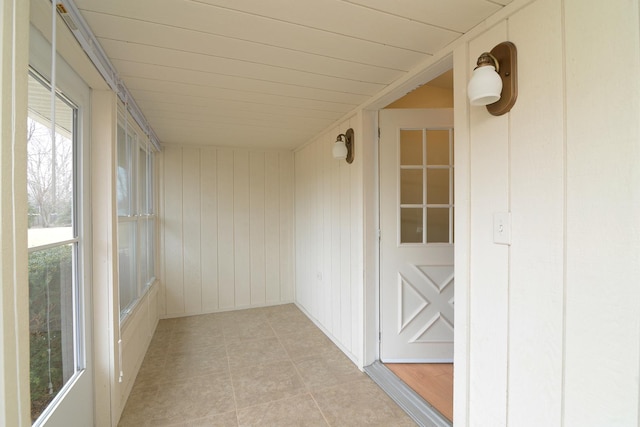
(119, 278, 159, 329)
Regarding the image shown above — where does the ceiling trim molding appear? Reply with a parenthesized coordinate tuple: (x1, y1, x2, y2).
(57, 0, 162, 150)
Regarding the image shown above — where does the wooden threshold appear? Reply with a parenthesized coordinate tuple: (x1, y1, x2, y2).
(385, 363, 453, 422)
(364, 362, 451, 427)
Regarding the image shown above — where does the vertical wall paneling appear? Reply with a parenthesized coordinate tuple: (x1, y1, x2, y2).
(321, 136, 333, 326)
(350, 116, 364, 361)
(279, 151, 295, 302)
(200, 148, 219, 311)
(452, 1, 640, 426)
(306, 142, 318, 316)
(294, 150, 306, 308)
(264, 152, 281, 303)
(452, 44, 471, 425)
(507, 0, 564, 425)
(563, 0, 640, 425)
(234, 150, 251, 307)
(305, 145, 316, 312)
(182, 148, 202, 313)
(362, 108, 380, 367)
(90, 90, 119, 427)
(217, 149, 236, 309)
(294, 116, 363, 364)
(309, 141, 318, 317)
(117, 285, 159, 419)
(330, 139, 342, 337)
(161, 146, 294, 316)
(339, 148, 352, 349)
(311, 140, 325, 322)
(249, 152, 266, 305)
(163, 148, 185, 314)
(467, 22, 510, 427)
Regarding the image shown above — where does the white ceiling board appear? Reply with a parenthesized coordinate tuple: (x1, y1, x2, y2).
(101, 39, 386, 95)
(154, 124, 311, 149)
(85, 12, 404, 84)
(141, 108, 335, 131)
(148, 114, 325, 135)
(132, 96, 345, 122)
(190, 0, 461, 53)
(77, 0, 429, 70)
(70, 0, 512, 148)
(123, 77, 358, 113)
(111, 60, 373, 104)
(343, 0, 504, 33)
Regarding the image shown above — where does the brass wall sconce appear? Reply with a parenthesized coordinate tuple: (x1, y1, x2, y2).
(332, 128, 354, 164)
(467, 41, 518, 116)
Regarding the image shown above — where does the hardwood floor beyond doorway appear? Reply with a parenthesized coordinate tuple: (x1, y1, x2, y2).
(385, 363, 453, 422)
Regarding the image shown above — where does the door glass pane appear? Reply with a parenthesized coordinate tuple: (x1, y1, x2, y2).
(400, 169, 423, 204)
(27, 72, 80, 423)
(426, 130, 450, 165)
(426, 169, 450, 204)
(427, 208, 450, 243)
(400, 208, 423, 243)
(400, 130, 422, 165)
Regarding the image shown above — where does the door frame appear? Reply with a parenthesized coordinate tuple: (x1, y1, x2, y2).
(362, 55, 456, 367)
(361, 52, 467, 425)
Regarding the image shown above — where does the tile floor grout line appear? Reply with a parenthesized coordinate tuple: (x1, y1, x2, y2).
(268, 311, 313, 398)
(308, 389, 333, 427)
(269, 311, 341, 427)
(221, 321, 242, 426)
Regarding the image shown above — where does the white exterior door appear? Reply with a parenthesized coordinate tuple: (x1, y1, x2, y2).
(379, 108, 455, 362)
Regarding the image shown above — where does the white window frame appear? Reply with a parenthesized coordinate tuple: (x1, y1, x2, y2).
(116, 105, 157, 320)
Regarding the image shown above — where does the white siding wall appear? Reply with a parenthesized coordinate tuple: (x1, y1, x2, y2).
(294, 115, 364, 365)
(563, 0, 640, 424)
(454, 0, 640, 425)
(116, 285, 159, 421)
(160, 146, 294, 316)
(91, 89, 161, 426)
(0, 1, 29, 425)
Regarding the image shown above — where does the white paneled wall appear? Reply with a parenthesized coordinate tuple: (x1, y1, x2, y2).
(160, 146, 294, 316)
(117, 285, 159, 418)
(294, 116, 364, 365)
(453, 0, 640, 425)
(563, 0, 640, 424)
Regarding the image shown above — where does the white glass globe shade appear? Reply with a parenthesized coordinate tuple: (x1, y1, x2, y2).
(467, 65, 502, 106)
(332, 140, 348, 159)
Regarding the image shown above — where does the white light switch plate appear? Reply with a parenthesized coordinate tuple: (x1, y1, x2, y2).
(493, 212, 511, 245)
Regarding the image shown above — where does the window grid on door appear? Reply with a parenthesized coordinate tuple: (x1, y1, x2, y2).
(398, 127, 454, 245)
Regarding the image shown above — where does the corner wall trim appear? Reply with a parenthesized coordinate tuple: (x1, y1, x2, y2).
(364, 361, 452, 427)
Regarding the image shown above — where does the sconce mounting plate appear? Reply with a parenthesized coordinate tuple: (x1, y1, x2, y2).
(487, 41, 517, 116)
(345, 128, 354, 164)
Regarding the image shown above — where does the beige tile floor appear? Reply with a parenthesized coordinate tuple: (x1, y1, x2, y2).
(118, 304, 416, 426)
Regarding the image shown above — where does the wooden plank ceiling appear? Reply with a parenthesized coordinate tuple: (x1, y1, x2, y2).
(73, 0, 512, 149)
